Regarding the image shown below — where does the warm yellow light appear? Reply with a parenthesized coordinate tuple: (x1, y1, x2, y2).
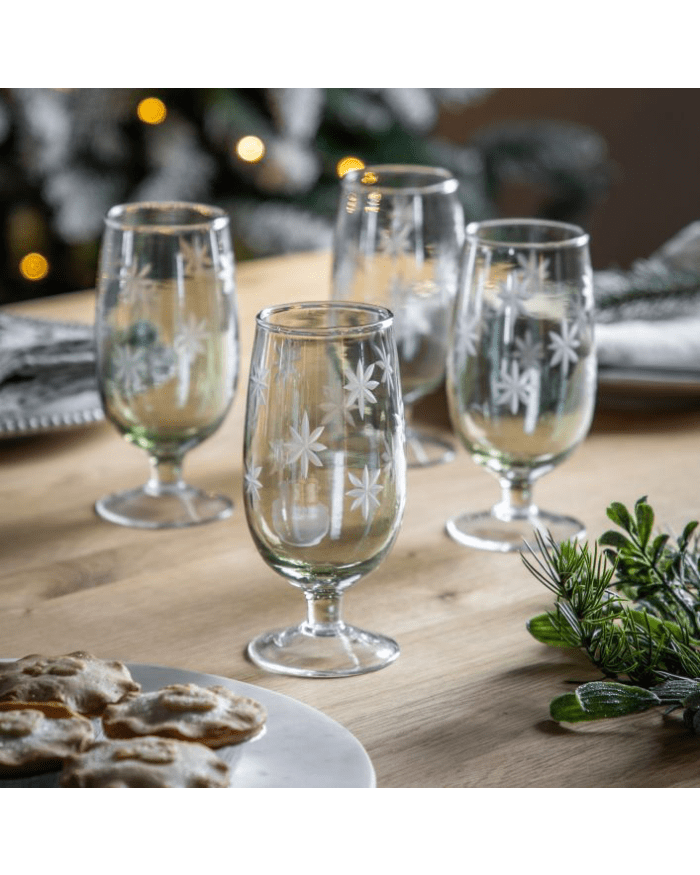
(137, 97, 167, 125)
(361, 171, 378, 184)
(236, 135, 266, 163)
(337, 156, 365, 178)
(20, 252, 49, 281)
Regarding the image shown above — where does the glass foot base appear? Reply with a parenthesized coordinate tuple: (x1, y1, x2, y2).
(406, 426, 455, 468)
(247, 622, 400, 678)
(445, 507, 586, 553)
(95, 484, 233, 529)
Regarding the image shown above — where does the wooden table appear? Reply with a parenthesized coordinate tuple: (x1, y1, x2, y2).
(3, 250, 700, 788)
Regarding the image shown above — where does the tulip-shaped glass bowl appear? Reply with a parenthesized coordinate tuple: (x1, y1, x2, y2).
(446, 219, 596, 552)
(94, 202, 239, 528)
(331, 164, 464, 467)
(243, 301, 406, 677)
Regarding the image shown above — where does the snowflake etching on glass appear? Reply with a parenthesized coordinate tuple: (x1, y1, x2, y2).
(173, 315, 208, 361)
(248, 360, 269, 417)
(493, 359, 534, 415)
(392, 288, 433, 361)
(112, 345, 149, 397)
(371, 341, 395, 385)
(118, 260, 154, 308)
(378, 199, 413, 259)
(178, 235, 213, 276)
(286, 412, 327, 478)
(515, 252, 549, 292)
(344, 360, 379, 420)
(244, 462, 263, 504)
(496, 271, 531, 317)
(547, 320, 580, 377)
(346, 466, 383, 521)
(513, 330, 544, 371)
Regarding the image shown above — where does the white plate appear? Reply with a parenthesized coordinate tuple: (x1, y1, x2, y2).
(0, 661, 376, 788)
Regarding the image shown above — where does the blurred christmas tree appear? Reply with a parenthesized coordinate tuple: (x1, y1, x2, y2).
(0, 87, 612, 304)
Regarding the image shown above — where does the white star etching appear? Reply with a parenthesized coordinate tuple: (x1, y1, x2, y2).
(378, 200, 413, 258)
(371, 342, 395, 384)
(548, 321, 580, 377)
(496, 272, 531, 316)
(112, 346, 148, 396)
(248, 361, 269, 411)
(320, 384, 355, 426)
(516, 252, 549, 292)
(513, 330, 544, 370)
(346, 466, 383, 521)
(494, 360, 533, 415)
(173, 315, 208, 360)
(244, 463, 263, 504)
(393, 293, 432, 362)
(119, 261, 153, 307)
(179, 236, 213, 276)
(344, 360, 379, 420)
(286, 412, 327, 479)
(455, 312, 479, 359)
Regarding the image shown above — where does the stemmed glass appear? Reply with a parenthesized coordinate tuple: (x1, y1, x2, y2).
(94, 202, 239, 529)
(446, 219, 597, 552)
(331, 164, 465, 467)
(243, 301, 406, 677)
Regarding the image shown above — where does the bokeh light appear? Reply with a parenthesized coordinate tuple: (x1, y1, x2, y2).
(137, 97, 167, 125)
(336, 156, 365, 177)
(236, 135, 266, 163)
(19, 252, 49, 281)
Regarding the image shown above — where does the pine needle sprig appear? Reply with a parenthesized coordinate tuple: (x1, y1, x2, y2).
(524, 498, 700, 730)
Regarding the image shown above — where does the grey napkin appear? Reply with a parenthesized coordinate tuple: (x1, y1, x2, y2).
(594, 222, 700, 372)
(0, 313, 102, 434)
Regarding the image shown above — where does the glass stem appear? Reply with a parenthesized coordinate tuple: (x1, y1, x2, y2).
(146, 455, 185, 496)
(303, 590, 345, 637)
(494, 477, 536, 521)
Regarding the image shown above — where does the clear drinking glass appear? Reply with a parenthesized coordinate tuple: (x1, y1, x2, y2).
(446, 219, 596, 552)
(244, 301, 406, 677)
(94, 202, 239, 528)
(331, 164, 465, 467)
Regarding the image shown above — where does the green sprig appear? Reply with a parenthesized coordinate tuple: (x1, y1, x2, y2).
(524, 498, 700, 730)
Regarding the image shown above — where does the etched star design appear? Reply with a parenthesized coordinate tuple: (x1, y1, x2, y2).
(112, 345, 148, 396)
(119, 260, 153, 307)
(244, 463, 263, 504)
(286, 412, 327, 479)
(513, 330, 544, 371)
(393, 294, 432, 362)
(495, 272, 531, 316)
(548, 321, 580, 377)
(494, 360, 533, 415)
(455, 313, 479, 359)
(346, 466, 383, 521)
(378, 201, 413, 258)
(516, 252, 549, 293)
(320, 384, 355, 426)
(173, 315, 208, 360)
(179, 236, 213, 276)
(248, 361, 269, 411)
(344, 360, 379, 420)
(371, 342, 395, 384)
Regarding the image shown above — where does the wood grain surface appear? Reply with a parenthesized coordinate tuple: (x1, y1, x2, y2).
(2, 250, 700, 787)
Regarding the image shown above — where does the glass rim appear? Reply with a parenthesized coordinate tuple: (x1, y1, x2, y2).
(340, 164, 458, 196)
(466, 218, 589, 250)
(256, 300, 394, 337)
(104, 201, 229, 233)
